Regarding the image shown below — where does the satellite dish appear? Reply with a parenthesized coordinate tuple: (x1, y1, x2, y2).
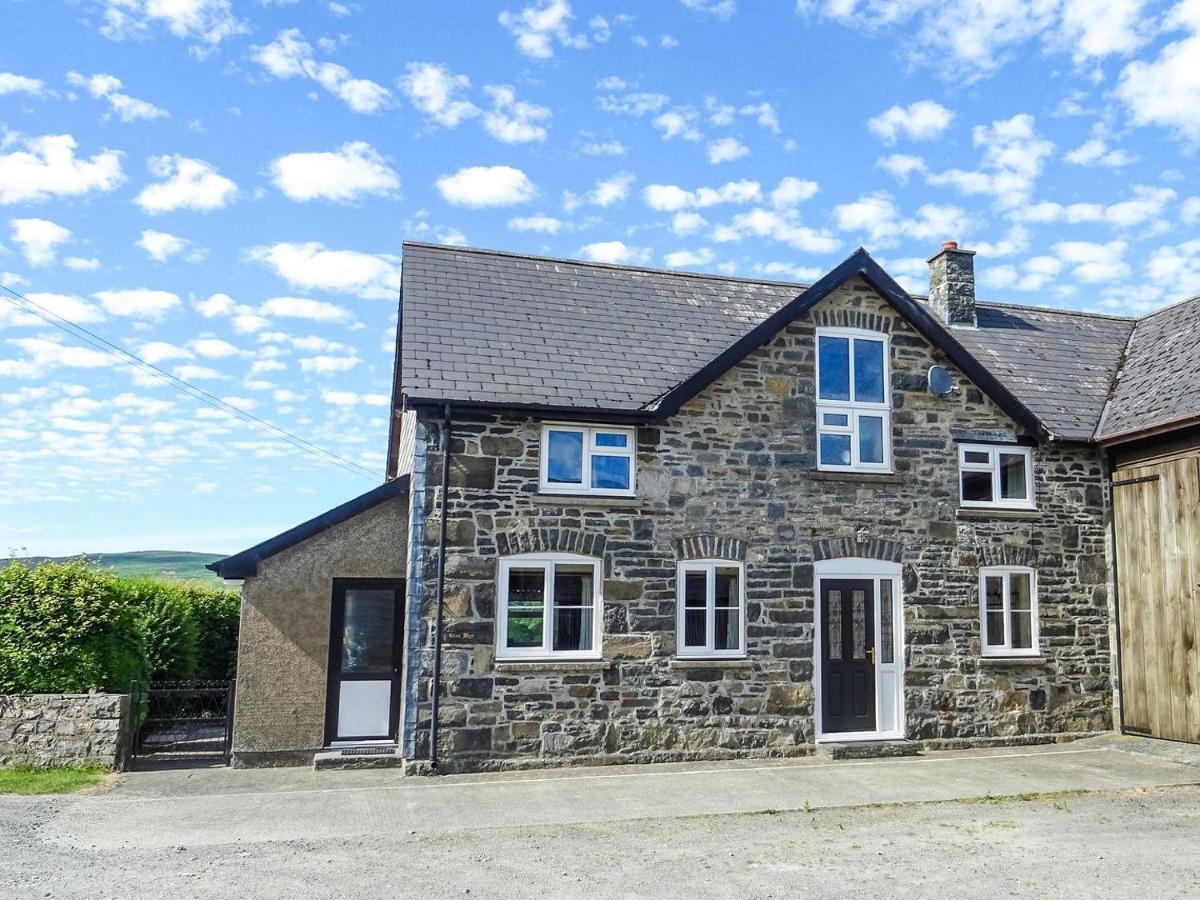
(928, 365, 955, 398)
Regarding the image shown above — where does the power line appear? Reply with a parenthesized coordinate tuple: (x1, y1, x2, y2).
(0, 282, 380, 482)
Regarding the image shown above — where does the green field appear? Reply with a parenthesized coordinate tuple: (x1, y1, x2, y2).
(1, 551, 225, 585)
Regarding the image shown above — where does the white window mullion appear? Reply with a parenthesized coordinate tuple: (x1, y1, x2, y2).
(543, 561, 555, 656)
(706, 566, 716, 655)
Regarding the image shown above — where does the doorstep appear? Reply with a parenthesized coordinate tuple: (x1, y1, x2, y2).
(819, 740, 921, 760)
(313, 744, 405, 772)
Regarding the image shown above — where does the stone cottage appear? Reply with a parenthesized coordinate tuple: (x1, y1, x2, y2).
(210, 240, 1200, 770)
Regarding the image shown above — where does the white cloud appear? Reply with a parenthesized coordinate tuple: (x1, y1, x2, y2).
(63, 256, 101, 271)
(740, 102, 780, 134)
(597, 91, 669, 117)
(1017, 185, 1175, 229)
(1053, 239, 1130, 283)
(580, 139, 625, 156)
(707, 136, 749, 163)
(136, 229, 194, 263)
(578, 241, 651, 265)
(66, 72, 168, 122)
(710, 207, 840, 254)
(833, 192, 971, 248)
(9, 218, 71, 266)
(868, 100, 954, 144)
(770, 177, 819, 208)
(97, 0, 246, 55)
(94, 288, 181, 319)
(680, 0, 736, 19)
(653, 108, 703, 141)
(1146, 238, 1200, 290)
(299, 354, 361, 374)
(643, 179, 761, 212)
(1182, 196, 1200, 224)
(195, 293, 234, 317)
(270, 142, 399, 203)
(671, 211, 707, 235)
(0, 134, 124, 205)
(135, 155, 237, 213)
(1064, 138, 1136, 167)
(10, 337, 112, 369)
(663, 247, 716, 268)
(19, 292, 105, 324)
(322, 390, 360, 406)
(0, 73, 44, 96)
(482, 85, 552, 143)
(252, 29, 391, 114)
(1115, 2, 1200, 142)
(190, 337, 240, 359)
(173, 364, 223, 380)
(435, 165, 536, 207)
(499, 0, 589, 58)
(245, 242, 402, 299)
(563, 172, 633, 211)
(926, 114, 1053, 208)
(508, 214, 564, 234)
(1057, 0, 1153, 62)
(754, 261, 825, 282)
(877, 153, 928, 182)
(260, 296, 352, 322)
(397, 62, 478, 127)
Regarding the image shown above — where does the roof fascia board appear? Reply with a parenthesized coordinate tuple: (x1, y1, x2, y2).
(207, 475, 409, 579)
(404, 396, 655, 425)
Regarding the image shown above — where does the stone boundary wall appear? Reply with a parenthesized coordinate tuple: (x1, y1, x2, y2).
(0, 693, 131, 770)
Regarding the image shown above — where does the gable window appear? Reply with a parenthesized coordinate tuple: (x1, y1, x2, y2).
(815, 328, 891, 472)
(979, 567, 1039, 657)
(959, 444, 1035, 509)
(677, 560, 746, 658)
(497, 554, 603, 660)
(540, 424, 636, 496)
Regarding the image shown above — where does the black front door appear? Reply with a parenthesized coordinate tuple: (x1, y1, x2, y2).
(821, 579, 876, 734)
(325, 579, 404, 744)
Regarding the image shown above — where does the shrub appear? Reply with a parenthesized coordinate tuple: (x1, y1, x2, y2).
(118, 578, 199, 682)
(0, 561, 146, 693)
(181, 584, 240, 680)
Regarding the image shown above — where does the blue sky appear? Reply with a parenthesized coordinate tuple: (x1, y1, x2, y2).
(1, 0, 1198, 557)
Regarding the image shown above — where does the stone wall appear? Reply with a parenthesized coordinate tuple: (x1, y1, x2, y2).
(405, 276, 1114, 772)
(0, 693, 130, 769)
(232, 492, 408, 767)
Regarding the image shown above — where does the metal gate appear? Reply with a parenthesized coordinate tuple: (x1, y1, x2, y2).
(127, 680, 234, 767)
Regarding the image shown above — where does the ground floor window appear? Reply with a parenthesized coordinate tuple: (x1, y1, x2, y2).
(677, 560, 746, 658)
(496, 553, 603, 660)
(979, 566, 1039, 657)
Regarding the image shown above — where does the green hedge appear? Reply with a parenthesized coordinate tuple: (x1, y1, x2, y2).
(0, 560, 240, 693)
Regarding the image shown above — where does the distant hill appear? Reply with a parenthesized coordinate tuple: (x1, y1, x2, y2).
(1, 551, 226, 585)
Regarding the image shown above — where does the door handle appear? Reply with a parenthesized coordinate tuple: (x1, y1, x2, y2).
(867, 646, 876, 664)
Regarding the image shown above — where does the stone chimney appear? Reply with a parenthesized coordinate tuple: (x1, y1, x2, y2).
(928, 241, 977, 327)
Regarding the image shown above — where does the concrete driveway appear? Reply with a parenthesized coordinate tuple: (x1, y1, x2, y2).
(3, 735, 1200, 898)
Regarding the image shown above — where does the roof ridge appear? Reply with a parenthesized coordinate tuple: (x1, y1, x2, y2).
(971, 299, 1137, 322)
(402, 241, 812, 290)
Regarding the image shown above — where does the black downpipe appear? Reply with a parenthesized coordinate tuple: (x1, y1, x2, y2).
(430, 403, 451, 769)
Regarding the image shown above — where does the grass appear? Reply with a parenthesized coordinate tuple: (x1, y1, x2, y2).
(0, 764, 108, 795)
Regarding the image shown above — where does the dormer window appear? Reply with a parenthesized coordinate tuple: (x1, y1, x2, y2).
(539, 424, 636, 496)
(815, 328, 892, 472)
(958, 444, 1035, 509)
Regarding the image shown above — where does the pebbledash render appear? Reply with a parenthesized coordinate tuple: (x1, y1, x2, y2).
(212, 239, 1163, 771)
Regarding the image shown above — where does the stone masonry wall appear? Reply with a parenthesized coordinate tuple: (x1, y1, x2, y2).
(408, 277, 1113, 771)
(0, 693, 131, 769)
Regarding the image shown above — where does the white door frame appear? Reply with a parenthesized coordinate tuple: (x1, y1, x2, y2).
(813, 557, 905, 742)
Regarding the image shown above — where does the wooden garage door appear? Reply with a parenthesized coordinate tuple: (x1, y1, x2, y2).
(1113, 453, 1200, 743)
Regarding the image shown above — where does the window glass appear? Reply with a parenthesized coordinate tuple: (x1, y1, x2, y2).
(341, 590, 394, 673)
(822, 412, 849, 427)
(506, 569, 545, 648)
(999, 453, 1028, 500)
(1009, 572, 1033, 650)
(591, 455, 630, 491)
(984, 576, 1004, 646)
(552, 568, 593, 652)
(853, 338, 885, 403)
(820, 433, 852, 467)
(851, 589, 867, 659)
(827, 590, 843, 660)
(714, 568, 740, 652)
(546, 430, 583, 484)
(858, 415, 885, 464)
(880, 580, 894, 664)
(683, 571, 707, 647)
(594, 432, 628, 448)
(818, 335, 851, 401)
(963, 450, 990, 465)
(962, 470, 993, 503)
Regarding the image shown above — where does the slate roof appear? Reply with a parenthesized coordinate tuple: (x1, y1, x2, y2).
(399, 242, 1196, 445)
(1097, 294, 1200, 440)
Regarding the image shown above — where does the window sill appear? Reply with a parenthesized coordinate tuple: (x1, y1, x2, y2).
(532, 493, 641, 508)
(957, 507, 1040, 521)
(669, 657, 752, 669)
(809, 471, 902, 484)
(493, 659, 607, 673)
(980, 655, 1046, 665)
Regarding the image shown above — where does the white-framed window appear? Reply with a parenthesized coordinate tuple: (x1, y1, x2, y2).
(539, 424, 636, 496)
(815, 328, 892, 472)
(959, 444, 1035, 509)
(496, 553, 603, 660)
(677, 560, 746, 658)
(979, 566, 1039, 657)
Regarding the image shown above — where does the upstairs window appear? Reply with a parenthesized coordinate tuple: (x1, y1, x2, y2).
(979, 567, 1039, 657)
(815, 328, 891, 472)
(540, 424, 636, 496)
(677, 560, 746, 658)
(959, 444, 1035, 509)
(497, 554, 603, 660)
